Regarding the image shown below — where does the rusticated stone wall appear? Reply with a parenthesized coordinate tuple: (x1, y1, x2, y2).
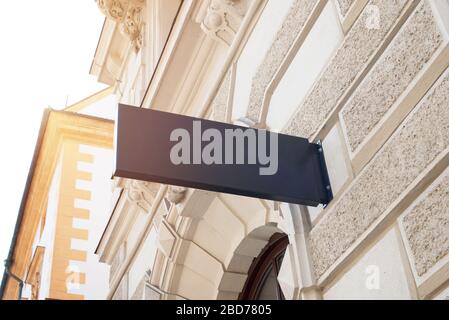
(337, 0, 356, 17)
(245, 0, 319, 122)
(283, 0, 409, 139)
(341, 1, 443, 153)
(402, 170, 449, 277)
(167, 0, 449, 299)
(310, 68, 449, 278)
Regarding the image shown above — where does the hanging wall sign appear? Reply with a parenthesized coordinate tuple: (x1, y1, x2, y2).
(114, 104, 333, 206)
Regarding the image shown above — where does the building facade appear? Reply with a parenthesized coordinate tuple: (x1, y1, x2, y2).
(0, 90, 116, 300)
(81, 0, 449, 300)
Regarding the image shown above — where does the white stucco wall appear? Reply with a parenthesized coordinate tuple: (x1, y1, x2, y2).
(77, 94, 118, 120)
(267, 0, 343, 131)
(232, 0, 296, 121)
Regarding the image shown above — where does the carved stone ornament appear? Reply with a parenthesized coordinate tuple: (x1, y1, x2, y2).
(166, 186, 187, 205)
(200, 0, 247, 46)
(96, 0, 145, 53)
(125, 180, 159, 212)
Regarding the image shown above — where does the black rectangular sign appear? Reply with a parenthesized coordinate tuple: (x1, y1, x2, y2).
(114, 104, 332, 206)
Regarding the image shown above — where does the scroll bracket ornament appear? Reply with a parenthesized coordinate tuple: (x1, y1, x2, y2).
(96, 0, 145, 53)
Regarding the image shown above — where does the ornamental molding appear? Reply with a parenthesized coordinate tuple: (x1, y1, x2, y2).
(96, 0, 145, 53)
(197, 0, 249, 46)
(166, 186, 188, 204)
(125, 180, 159, 212)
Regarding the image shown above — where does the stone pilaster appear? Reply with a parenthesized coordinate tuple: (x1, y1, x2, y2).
(278, 203, 322, 300)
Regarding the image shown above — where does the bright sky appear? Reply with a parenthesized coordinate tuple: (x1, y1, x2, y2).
(0, 1, 107, 277)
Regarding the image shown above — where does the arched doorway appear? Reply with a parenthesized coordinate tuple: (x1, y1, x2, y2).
(239, 233, 289, 300)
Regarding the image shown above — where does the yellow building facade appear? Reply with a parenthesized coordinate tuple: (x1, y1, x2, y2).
(1, 91, 115, 300)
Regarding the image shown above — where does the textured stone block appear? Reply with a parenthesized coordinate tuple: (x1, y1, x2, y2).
(337, 0, 356, 17)
(310, 69, 449, 278)
(212, 70, 231, 122)
(402, 170, 449, 277)
(284, 0, 409, 139)
(341, 2, 443, 153)
(245, 0, 318, 122)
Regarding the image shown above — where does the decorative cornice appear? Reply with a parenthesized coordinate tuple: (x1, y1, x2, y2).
(97, 0, 145, 53)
